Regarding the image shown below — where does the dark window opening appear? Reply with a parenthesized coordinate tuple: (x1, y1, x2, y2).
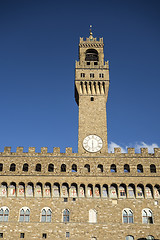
(0, 233, 3, 238)
(137, 164, 143, 173)
(85, 49, 99, 61)
(94, 62, 98, 65)
(150, 164, 156, 173)
(22, 163, 28, 172)
(72, 198, 76, 201)
(81, 73, 85, 77)
(87, 62, 90, 65)
(66, 232, 70, 238)
(42, 233, 47, 239)
(84, 164, 90, 172)
(61, 164, 66, 172)
(35, 164, 41, 172)
(91, 97, 94, 101)
(110, 164, 117, 172)
(48, 164, 54, 172)
(64, 198, 68, 202)
(0, 164, 3, 172)
(90, 73, 94, 78)
(20, 233, 25, 238)
(10, 163, 16, 172)
(98, 164, 103, 172)
(72, 164, 77, 172)
(124, 164, 130, 173)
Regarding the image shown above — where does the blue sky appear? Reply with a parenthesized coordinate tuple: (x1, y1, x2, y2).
(0, 0, 160, 153)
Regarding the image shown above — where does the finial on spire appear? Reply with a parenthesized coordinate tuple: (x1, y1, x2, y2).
(89, 25, 93, 40)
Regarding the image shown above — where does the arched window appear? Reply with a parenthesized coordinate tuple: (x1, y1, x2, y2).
(70, 183, 77, 197)
(110, 164, 116, 172)
(22, 163, 28, 172)
(123, 209, 133, 223)
(142, 208, 153, 224)
(48, 163, 54, 172)
(124, 164, 130, 173)
(126, 236, 134, 240)
(72, 164, 77, 172)
(87, 184, 93, 197)
(8, 182, 16, 197)
(63, 209, 69, 222)
(110, 184, 118, 198)
(35, 164, 41, 172)
(154, 184, 160, 198)
(35, 182, 42, 197)
(128, 184, 135, 198)
(146, 236, 154, 240)
(26, 182, 34, 197)
(95, 184, 100, 197)
(150, 164, 156, 173)
(89, 209, 97, 223)
(61, 164, 66, 172)
(84, 164, 90, 173)
(119, 184, 126, 198)
(17, 182, 25, 197)
(44, 183, 51, 197)
(19, 208, 30, 222)
(145, 184, 153, 198)
(0, 163, 3, 171)
(53, 183, 60, 197)
(0, 182, 7, 197)
(0, 207, 9, 222)
(137, 164, 143, 173)
(10, 163, 16, 172)
(137, 184, 144, 198)
(97, 164, 103, 172)
(41, 208, 52, 222)
(85, 49, 99, 61)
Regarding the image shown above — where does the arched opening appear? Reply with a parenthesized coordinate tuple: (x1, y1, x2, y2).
(150, 164, 156, 173)
(137, 164, 143, 173)
(0, 163, 3, 171)
(85, 49, 99, 61)
(84, 164, 90, 173)
(72, 164, 77, 172)
(63, 209, 70, 222)
(61, 164, 66, 172)
(48, 163, 54, 172)
(35, 164, 41, 172)
(22, 163, 28, 172)
(110, 164, 116, 173)
(124, 164, 130, 173)
(10, 163, 16, 172)
(97, 164, 103, 172)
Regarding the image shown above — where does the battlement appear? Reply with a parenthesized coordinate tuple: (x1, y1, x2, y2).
(80, 37, 103, 43)
(0, 146, 160, 157)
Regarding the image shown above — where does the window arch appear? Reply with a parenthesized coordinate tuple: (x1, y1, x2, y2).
(142, 208, 153, 224)
(61, 183, 69, 197)
(10, 163, 16, 171)
(19, 207, 30, 222)
(0, 182, 7, 197)
(128, 184, 135, 198)
(61, 164, 66, 172)
(41, 208, 52, 222)
(154, 184, 160, 198)
(85, 49, 99, 61)
(119, 184, 126, 198)
(84, 164, 90, 173)
(110, 164, 116, 172)
(0, 207, 9, 221)
(8, 182, 16, 197)
(35, 163, 41, 172)
(89, 209, 97, 223)
(97, 164, 103, 172)
(126, 236, 134, 240)
(150, 164, 156, 173)
(72, 164, 77, 172)
(48, 163, 54, 172)
(137, 184, 144, 198)
(110, 184, 118, 198)
(137, 164, 143, 173)
(123, 208, 133, 223)
(145, 184, 153, 198)
(124, 164, 130, 173)
(0, 163, 3, 171)
(63, 209, 70, 222)
(146, 236, 154, 240)
(22, 163, 28, 172)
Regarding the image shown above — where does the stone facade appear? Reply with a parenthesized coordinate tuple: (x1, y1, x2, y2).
(0, 31, 160, 240)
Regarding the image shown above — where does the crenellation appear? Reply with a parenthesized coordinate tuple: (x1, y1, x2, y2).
(41, 147, 48, 154)
(4, 146, 11, 154)
(65, 147, 72, 154)
(114, 148, 121, 154)
(53, 147, 60, 154)
(28, 147, 35, 154)
(140, 148, 148, 155)
(16, 147, 24, 154)
(127, 148, 135, 154)
(154, 148, 160, 157)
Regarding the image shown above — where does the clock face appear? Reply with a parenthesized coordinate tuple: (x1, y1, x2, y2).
(83, 135, 103, 153)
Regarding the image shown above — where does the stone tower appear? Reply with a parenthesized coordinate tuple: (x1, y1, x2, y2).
(75, 28, 109, 154)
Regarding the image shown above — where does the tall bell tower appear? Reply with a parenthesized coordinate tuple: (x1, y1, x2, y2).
(75, 28, 110, 154)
